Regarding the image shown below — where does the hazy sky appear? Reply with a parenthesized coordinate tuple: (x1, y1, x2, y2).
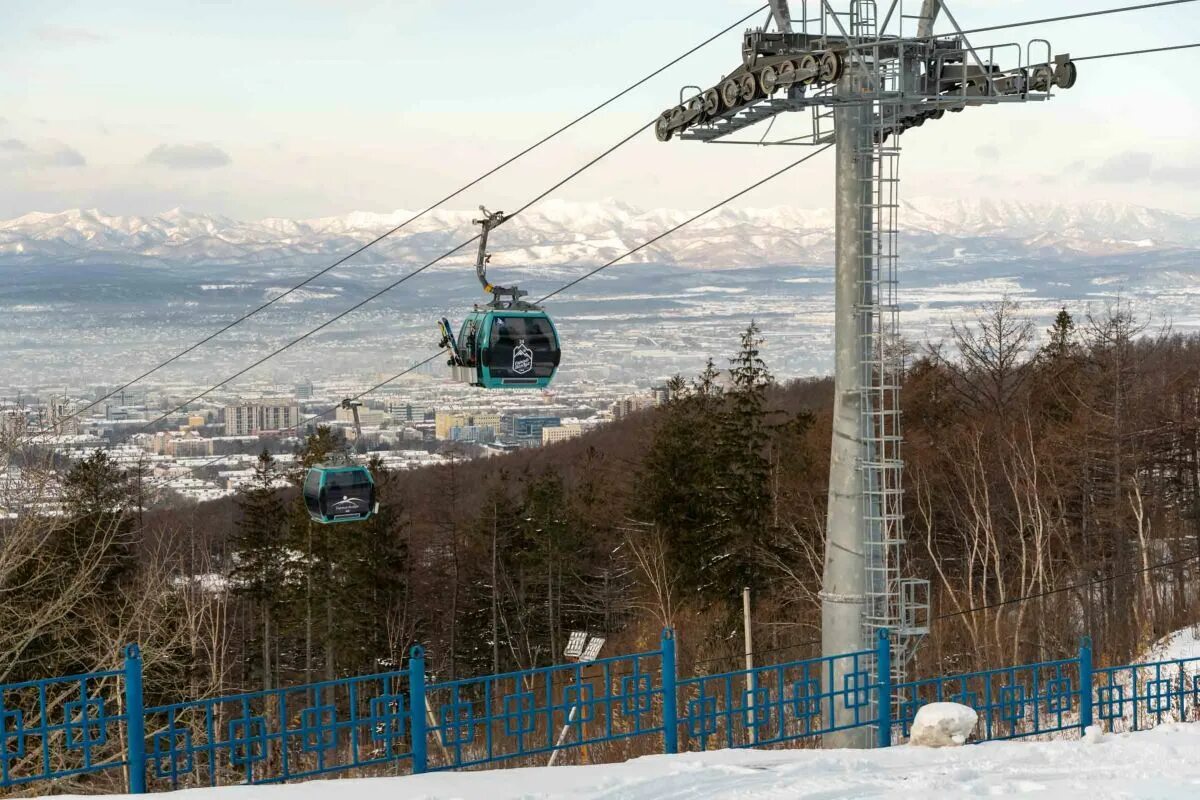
(4, 0, 1200, 219)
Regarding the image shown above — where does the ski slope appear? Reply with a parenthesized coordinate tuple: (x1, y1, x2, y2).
(75, 723, 1200, 800)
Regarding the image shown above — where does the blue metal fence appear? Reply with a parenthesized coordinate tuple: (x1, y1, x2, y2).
(894, 652, 1084, 742)
(2, 631, 1198, 793)
(423, 634, 670, 771)
(1094, 647, 1200, 733)
(678, 644, 880, 751)
(0, 644, 138, 790)
(144, 647, 424, 789)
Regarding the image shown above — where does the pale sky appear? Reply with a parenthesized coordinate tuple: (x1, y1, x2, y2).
(3, 0, 1200, 220)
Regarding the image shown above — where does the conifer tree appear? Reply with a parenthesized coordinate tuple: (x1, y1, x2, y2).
(26, 450, 139, 675)
(1043, 306, 1077, 361)
(334, 457, 412, 674)
(285, 425, 353, 682)
(520, 471, 575, 664)
(637, 361, 729, 601)
(59, 449, 137, 593)
(230, 449, 287, 690)
(719, 321, 774, 595)
(457, 476, 523, 674)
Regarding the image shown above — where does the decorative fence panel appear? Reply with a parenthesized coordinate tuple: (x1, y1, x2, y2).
(0, 644, 138, 791)
(3, 631, 1200, 795)
(143, 648, 424, 790)
(1093, 650, 1200, 733)
(423, 635, 670, 770)
(893, 654, 1085, 742)
(678, 646, 880, 751)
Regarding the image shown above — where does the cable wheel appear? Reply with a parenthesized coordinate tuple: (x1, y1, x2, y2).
(776, 60, 796, 88)
(702, 88, 720, 115)
(739, 73, 757, 101)
(720, 79, 741, 108)
(1030, 65, 1052, 92)
(654, 113, 672, 141)
(687, 97, 703, 120)
(1054, 60, 1077, 89)
(798, 53, 819, 84)
(669, 105, 685, 130)
(818, 50, 842, 83)
(758, 64, 779, 95)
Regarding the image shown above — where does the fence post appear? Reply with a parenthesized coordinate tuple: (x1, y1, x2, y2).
(123, 644, 147, 794)
(409, 645, 428, 774)
(1079, 636, 1094, 733)
(875, 629, 892, 748)
(660, 629, 678, 755)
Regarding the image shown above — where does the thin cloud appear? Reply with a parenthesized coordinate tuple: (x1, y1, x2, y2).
(36, 26, 109, 44)
(45, 146, 86, 167)
(0, 138, 86, 168)
(1091, 150, 1200, 185)
(144, 143, 232, 170)
(1091, 151, 1153, 183)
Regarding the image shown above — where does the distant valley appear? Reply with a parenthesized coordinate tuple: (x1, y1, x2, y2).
(0, 199, 1197, 389)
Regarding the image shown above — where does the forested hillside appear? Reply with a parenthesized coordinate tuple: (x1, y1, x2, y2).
(3, 298, 1198, 706)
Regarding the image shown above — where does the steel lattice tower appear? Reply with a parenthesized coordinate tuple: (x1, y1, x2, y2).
(654, 0, 1076, 746)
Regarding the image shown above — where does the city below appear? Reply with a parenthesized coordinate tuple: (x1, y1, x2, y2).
(0, 373, 670, 516)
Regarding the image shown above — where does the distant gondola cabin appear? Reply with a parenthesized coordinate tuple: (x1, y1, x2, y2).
(303, 465, 377, 524)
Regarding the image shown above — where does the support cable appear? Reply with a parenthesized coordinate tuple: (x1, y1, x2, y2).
(538, 144, 832, 304)
(1074, 41, 1200, 60)
(25, 4, 770, 439)
(689, 549, 1200, 670)
(133, 119, 656, 434)
(311, 145, 834, 424)
(842, 0, 1199, 52)
(956, 0, 1198, 37)
(114, 145, 837, 488)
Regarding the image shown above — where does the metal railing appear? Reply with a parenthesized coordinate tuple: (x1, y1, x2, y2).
(2, 631, 1197, 793)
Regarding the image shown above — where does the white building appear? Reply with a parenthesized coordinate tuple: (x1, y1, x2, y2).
(542, 424, 584, 445)
(224, 403, 302, 436)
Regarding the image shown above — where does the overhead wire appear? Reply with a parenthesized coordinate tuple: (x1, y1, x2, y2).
(27, 1, 1200, 442)
(88, 143, 839, 495)
(18, 3, 1200, 591)
(1074, 41, 1200, 60)
(19, 0, 1200, 448)
(128, 30, 1200, 496)
(21, 4, 771, 441)
(537, 144, 833, 304)
(671, 549, 1200, 674)
(133, 118, 657, 433)
(840, 0, 1200, 52)
(954, 0, 1199, 37)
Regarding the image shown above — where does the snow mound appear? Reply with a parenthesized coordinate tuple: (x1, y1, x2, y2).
(1142, 625, 1200, 663)
(909, 702, 978, 747)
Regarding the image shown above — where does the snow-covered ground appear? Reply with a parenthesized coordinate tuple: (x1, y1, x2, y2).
(72, 723, 1200, 800)
(1143, 626, 1200, 663)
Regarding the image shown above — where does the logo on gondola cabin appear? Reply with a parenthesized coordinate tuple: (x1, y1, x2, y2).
(512, 340, 533, 375)
(333, 496, 365, 514)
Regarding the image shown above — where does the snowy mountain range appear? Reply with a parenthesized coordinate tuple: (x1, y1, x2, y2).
(1, 199, 1197, 269)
